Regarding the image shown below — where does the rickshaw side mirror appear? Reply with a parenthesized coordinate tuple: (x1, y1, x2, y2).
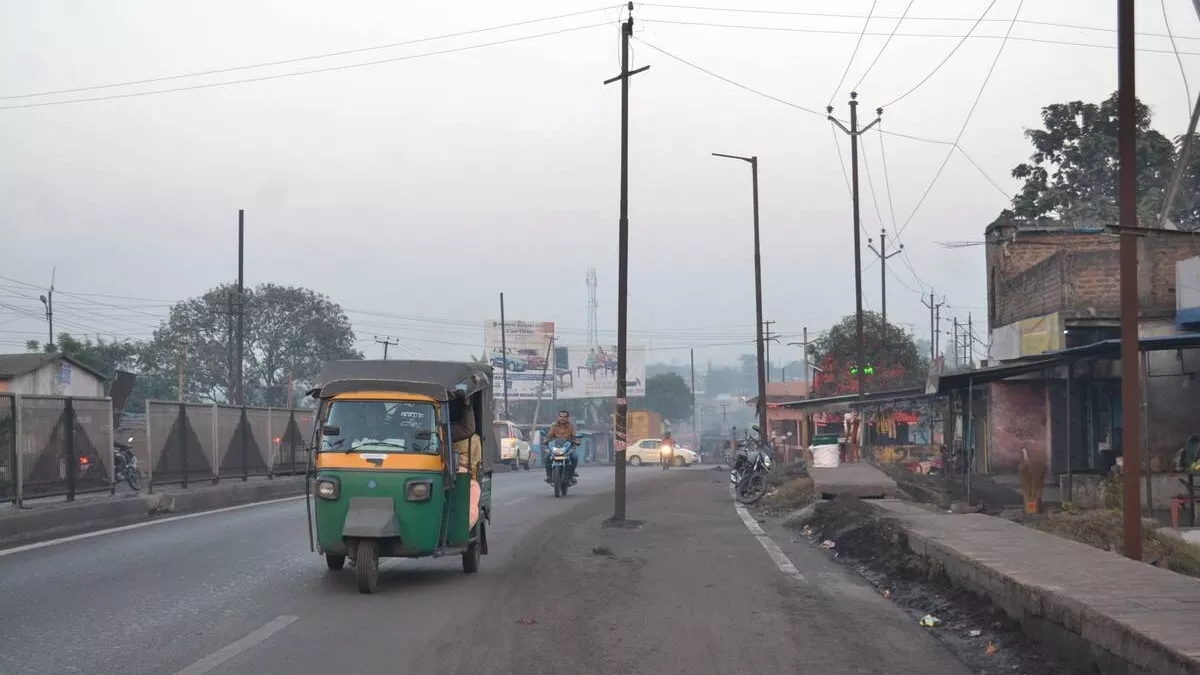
(321, 425, 341, 437)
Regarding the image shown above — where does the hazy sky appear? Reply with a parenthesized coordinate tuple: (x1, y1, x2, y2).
(1, 0, 1197, 367)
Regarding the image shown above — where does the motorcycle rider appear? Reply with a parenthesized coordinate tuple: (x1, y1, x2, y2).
(543, 410, 579, 484)
(660, 430, 674, 469)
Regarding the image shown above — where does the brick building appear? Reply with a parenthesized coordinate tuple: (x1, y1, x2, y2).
(983, 220, 1200, 473)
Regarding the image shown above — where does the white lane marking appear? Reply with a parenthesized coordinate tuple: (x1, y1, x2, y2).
(170, 615, 298, 675)
(0, 495, 304, 558)
(731, 488, 806, 583)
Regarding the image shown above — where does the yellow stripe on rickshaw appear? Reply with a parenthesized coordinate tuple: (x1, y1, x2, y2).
(315, 453, 444, 471)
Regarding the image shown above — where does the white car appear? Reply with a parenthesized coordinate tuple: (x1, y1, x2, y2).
(627, 438, 697, 467)
(493, 420, 533, 470)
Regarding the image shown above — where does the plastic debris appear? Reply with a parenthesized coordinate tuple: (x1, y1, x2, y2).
(985, 641, 998, 655)
(881, 589, 892, 599)
(801, 526, 814, 536)
(967, 629, 982, 638)
(919, 615, 941, 627)
(515, 618, 539, 626)
(819, 540, 836, 550)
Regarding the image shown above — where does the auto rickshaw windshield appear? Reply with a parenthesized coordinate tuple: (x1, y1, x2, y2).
(320, 400, 441, 454)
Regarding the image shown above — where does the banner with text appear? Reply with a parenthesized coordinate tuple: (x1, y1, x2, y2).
(556, 344, 646, 399)
(484, 320, 555, 400)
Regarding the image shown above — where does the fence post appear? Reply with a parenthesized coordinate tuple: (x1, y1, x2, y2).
(211, 403, 219, 485)
(12, 394, 22, 509)
(65, 398, 77, 502)
(267, 407, 274, 479)
(177, 402, 188, 489)
(289, 409, 298, 475)
(240, 407, 250, 481)
(145, 400, 154, 494)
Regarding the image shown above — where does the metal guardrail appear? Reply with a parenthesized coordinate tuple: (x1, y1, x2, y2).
(144, 401, 313, 490)
(0, 392, 115, 505)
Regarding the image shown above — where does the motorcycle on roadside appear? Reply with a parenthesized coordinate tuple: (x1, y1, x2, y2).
(729, 426, 773, 504)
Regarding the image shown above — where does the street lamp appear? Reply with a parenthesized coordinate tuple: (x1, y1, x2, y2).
(712, 152, 768, 441)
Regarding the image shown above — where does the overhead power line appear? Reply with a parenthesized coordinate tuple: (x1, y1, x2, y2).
(827, 0, 880, 106)
(881, 0, 1000, 107)
(0, 22, 611, 110)
(851, 0, 917, 93)
(0, 5, 621, 101)
(637, 18, 1200, 56)
(638, 3, 1200, 41)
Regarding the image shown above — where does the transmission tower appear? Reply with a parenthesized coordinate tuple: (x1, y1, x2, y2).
(586, 267, 599, 346)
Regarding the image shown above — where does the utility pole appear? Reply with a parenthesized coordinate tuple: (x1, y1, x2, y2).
(226, 292, 235, 400)
(720, 401, 729, 426)
(921, 291, 945, 361)
(867, 229, 903, 328)
(1117, 0, 1142, 561)
(39, 268, 55, 351)
(829, 94, 881, 401)
(236, 210, 245, 406)
(787, 327, 812, 397)
(603, 2, 648, 522)
(762, 320, 778, 381)
(712, 152, 768, 446)
(953, 317, 961, 369)
(374, 335, 399, 359)
(690, 348, 698, 439)
(499, 293, 509, 421)
(934, 303, 944, 360)
(967, 313, 974, 368)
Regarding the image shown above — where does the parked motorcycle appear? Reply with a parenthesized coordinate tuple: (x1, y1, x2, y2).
(113, 438, 143, 491)
(547, 438, 577, 498)
(729, 426, 773, 504)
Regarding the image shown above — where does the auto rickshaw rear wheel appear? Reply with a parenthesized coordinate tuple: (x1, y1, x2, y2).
(355, 540, 379, 593)
(462, 531, 482, 574)
(325, 553, 346, 570)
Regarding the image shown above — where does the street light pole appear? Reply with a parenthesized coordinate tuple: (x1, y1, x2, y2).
(712, 152, 768, 440)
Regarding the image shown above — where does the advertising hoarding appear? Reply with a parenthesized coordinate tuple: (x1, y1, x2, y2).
(555, 344, 646, 399)
(484, 320, 555, 400)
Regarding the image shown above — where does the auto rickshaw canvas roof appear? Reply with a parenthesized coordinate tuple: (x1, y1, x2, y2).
(310, 360, 493, 402)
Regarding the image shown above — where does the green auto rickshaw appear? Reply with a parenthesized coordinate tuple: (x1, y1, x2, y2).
(305, 360, 495, 593)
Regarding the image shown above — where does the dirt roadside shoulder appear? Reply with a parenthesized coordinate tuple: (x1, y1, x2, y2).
(419, 470, 972, 675)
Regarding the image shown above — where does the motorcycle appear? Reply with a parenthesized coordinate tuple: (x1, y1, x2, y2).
(113, 438, 143, 491)
(660, 441, 674, 470)
(547, 438, 577, 498)
(729, 426, 773, 504)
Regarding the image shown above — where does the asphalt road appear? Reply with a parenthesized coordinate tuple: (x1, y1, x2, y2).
(0, 465, 972, 675)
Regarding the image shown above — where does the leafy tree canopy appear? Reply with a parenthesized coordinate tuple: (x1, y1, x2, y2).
(811, 312, 926, 397)
(1001, 92, 1200, 229)
(141, 283, 361, 406)
(643, 372, 695, 422)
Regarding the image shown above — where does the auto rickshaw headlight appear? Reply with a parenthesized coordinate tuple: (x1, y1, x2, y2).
(315, 478, 339, 500)
(406, 479, 433, 502)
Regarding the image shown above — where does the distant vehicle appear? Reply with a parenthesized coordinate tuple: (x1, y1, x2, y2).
(626, 437, 695, 467)
(516, 348, 547, 370)
(493, 420, 533, 470)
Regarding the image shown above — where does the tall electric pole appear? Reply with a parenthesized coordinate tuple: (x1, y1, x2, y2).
(603, 1, 649, 523)
(38, 270, 55, 352)
(829, 94, 881, 400)
(499, 293, 509, 421)
(787, 327, 812, 397)
(713, 152, 768, 446)
(762, 320, 778, 381)
(921, 291, 945, 361)
(867, 229, 903, 329)
(1117, 0, 1143, 561)
(690, 348, 698, 440)
(374, 336, 399, 359)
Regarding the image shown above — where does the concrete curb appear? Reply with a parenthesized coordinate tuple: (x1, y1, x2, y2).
(852, 501, 1198, 675)
(0, 478, 306, 551)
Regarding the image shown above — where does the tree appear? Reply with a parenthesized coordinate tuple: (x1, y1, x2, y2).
(643, 372, 694, 422)
(811, 312, 926, 397)
(1001, 92, 1200, 229)
(141, 283, 361, 405)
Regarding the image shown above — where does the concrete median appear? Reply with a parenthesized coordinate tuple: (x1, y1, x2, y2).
(0, 477, 307, 551)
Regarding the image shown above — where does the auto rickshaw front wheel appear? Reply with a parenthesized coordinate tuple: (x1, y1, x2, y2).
(354, 540, 379, 594)
(325, 553, 346, 571)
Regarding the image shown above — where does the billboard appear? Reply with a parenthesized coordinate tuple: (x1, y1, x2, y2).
(555, 344, 646, 399)
(484, 320, 555, 400)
